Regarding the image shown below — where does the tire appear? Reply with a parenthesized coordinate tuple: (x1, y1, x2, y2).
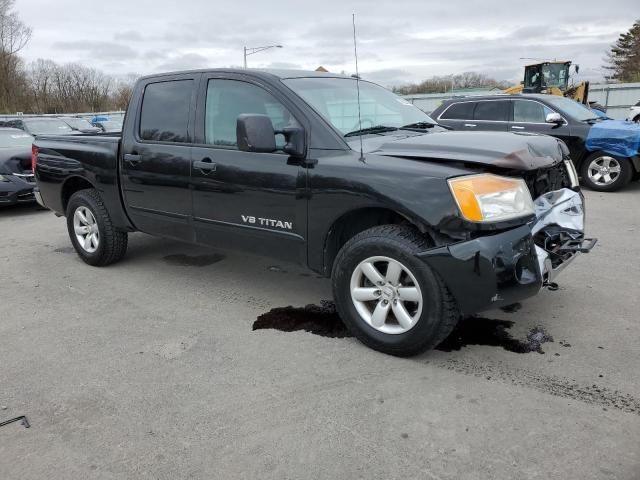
(579, 152, 633, 192)
(66, 188, 128, 266)
(331, 225, 459, 357)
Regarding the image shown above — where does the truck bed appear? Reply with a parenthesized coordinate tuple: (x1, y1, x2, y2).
(33, 133, 133, 230)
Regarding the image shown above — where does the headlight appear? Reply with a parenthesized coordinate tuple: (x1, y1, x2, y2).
(0, 174, 10, 182)
(448, 174, 535, 223)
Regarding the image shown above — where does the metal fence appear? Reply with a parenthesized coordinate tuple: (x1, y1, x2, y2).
(401, 82, 640, 120)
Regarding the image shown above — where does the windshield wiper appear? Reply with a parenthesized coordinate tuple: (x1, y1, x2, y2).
(400, 121, 452, 131)
(344, 125, 398, 137)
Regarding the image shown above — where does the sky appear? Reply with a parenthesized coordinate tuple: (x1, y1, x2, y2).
(14, 0, 638, 87)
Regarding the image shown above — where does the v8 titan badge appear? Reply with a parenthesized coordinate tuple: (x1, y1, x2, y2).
(242, 215, 293, 230)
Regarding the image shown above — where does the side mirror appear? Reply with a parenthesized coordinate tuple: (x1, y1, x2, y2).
(278, 126, 306, 158)
(236, 114, 306, 158)
(545, 112, 563, 125)
(237, 114, 276, 153)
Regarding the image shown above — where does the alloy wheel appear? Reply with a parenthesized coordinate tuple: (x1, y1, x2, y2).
(587, 156, 621, 186)
(350, 256, 423, 335)
(73, 206, 100, 253)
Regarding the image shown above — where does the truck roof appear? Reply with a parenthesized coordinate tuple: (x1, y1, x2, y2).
(138, 68, 353, 82)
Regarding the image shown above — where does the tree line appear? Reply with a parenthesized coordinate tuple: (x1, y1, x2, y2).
(0, 0, 133, 114)
(392, 72, 508, 95)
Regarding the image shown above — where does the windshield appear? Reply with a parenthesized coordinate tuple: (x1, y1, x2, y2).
(0, 130, 32, 148)
(62, 118, 94, 129)
(541, 63, 569, 90)
(282, 77, 436, 135)
(543, 96, 600, 122)
(25, 119, 74, 135)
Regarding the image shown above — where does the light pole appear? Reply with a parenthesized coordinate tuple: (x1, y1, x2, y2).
(243, 44, 283, 68)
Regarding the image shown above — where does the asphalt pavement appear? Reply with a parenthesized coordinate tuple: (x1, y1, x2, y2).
(0, 184, 639, 479)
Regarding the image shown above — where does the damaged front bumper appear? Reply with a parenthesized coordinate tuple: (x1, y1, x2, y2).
(418, 188, 596, 314)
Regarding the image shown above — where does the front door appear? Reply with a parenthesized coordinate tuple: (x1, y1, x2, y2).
(120, 75, 198, 241)
(191, 76, 307, 264)
(509, 99, 574, 148)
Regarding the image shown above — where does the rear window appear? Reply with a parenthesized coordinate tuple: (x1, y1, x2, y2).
(440, 102, 474, 120)
(139, 80, 193, 142)
(473, 101, 509, 121)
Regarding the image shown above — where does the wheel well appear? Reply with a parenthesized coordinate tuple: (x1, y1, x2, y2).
(323, 208, 432, 275)
(61, 177, 95, 213)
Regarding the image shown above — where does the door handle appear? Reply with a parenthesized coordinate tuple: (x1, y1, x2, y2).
(511, 126, 525, 130)
(124, 153, 142, 166)
(464, 123, 477, 128)
(194, 158, 217, 175)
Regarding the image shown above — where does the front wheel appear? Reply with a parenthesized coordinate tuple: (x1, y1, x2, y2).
(580, 152, 633, 192)
(66, 189, 128, 266)
(332, 225, 459, 357)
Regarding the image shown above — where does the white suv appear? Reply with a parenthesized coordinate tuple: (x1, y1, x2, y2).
(628, 101, 640, 122)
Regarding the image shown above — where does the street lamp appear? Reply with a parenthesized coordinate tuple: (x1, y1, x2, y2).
(243, 44, 283, 68)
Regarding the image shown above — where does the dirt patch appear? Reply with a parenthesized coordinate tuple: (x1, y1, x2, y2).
(53, 246, 75, 254)
(162, 253, 224, 267)
(436, 358, 640, 415)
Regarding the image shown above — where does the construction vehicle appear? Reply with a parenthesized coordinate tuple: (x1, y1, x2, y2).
(504, 61, 595, 108)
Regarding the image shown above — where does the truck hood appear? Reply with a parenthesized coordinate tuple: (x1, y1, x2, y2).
(369, 130, 568, 171)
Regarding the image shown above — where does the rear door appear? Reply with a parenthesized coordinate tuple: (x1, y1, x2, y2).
(120, 74, 198, 241)
(436, 99, 509, 131)
(435, 101, 475, 130)
(190, 74, 308, 264)
(469, 99, 510, 131)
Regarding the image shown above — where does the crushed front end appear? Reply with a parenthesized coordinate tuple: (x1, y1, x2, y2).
(418, 160, 596, 315)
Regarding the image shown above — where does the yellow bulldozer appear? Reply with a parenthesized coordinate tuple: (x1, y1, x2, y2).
(504, 61, 597, 108)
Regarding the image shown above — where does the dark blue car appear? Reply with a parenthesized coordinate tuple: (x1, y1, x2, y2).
(431, 94, 640, 191)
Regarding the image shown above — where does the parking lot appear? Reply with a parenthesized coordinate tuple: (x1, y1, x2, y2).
(0, 184, 639, 479)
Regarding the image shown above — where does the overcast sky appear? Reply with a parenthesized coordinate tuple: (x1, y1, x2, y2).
(16, 0, 638, 87)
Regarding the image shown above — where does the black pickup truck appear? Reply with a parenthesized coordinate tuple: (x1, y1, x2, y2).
(33, 69, 595, 356)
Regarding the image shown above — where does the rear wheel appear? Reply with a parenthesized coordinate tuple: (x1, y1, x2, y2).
(332, 225, 459, 357)
(580, 152, 632, 192)
(66, 189, 128, 266)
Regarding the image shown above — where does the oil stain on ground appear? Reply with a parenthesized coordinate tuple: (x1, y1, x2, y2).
(253, 300, 553, 353)
(253, 300, 351, 338)
(437, 318, 553, 354)
(162, 253, 225, 267)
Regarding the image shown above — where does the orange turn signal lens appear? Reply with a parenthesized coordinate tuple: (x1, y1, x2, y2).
(448, 174, 534, 223)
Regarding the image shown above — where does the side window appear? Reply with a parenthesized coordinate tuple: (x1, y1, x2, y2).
(513, 100, 554, 123)
(205, 79, 299, 149)
(440, 102, 474, 120)
(139, 80, 193, 142)
(473, 101, 508, 121)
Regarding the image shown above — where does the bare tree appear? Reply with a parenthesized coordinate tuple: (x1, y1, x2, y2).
(0, 0, 31, 112)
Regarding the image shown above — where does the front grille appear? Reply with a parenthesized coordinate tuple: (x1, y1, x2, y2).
(523, 161, 572, 199)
